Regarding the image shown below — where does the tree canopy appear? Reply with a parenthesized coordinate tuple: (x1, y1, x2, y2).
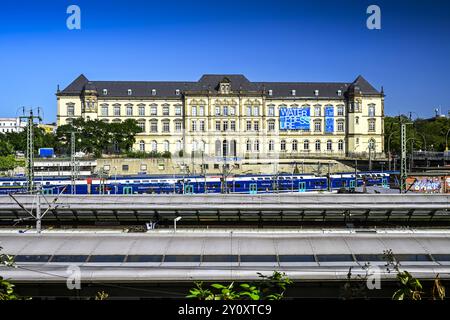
(384, 115, 450, 155)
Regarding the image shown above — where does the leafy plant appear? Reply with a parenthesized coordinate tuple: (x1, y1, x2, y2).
(187, 271, 292, 300)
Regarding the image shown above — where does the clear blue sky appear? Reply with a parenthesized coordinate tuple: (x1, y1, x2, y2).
(0, 0, 449, 122)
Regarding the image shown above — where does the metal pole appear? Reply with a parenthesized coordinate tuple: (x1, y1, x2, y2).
(71, 132, 76, 195)
(26, 113, 34, 192)
(400, 124, 407, 193)
(36, 189, 41, 234)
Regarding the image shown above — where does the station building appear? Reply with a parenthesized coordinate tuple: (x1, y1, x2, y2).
(57, 74, 385, 170)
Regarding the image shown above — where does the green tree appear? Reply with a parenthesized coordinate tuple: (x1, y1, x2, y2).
(0, 155, 24, 172)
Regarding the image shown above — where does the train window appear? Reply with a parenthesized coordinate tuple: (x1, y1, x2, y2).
(432, 254, 450, 261)
(355, 254, 384, 261)
(240, 255, 277, 262)
(235, 184, 241, 188)
(316, 254, 354, 262)
(50, 255, 88, 263)
(202, 255, 238, 263)
(88, 255, 126, 263)
(164, 255, 201, 263)
(126, 255, 163, 263)
(264, 177, 270, 180)
(14, 255, 51, 263)
(257, 178, 263, 180)
(279, 255, 315, 262)
(395, 254, 431, 262)
(143, 180, 150, 183)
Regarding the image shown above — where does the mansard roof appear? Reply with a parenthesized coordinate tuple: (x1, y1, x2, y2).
(57, 74, 382, 98)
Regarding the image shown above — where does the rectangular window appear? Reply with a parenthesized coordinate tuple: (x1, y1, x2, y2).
(215, 121, 221, 131)
(253, 106, 259, 116)
(223, 121, 228, 131)
(314, 106, 321, 117)
(369, 120, 376, 132)
(191, 106, 197, 116)
(67, 105, 75, 116)
(191, 120, 197, 131)
(230, 106, 235, 116)
(175, 106, 182, 116)
(254, 121, 259, 131)
(268, 106, 275, 116)
(127, 106, 133, 116)
(268, 121, 275, 132)
(101, 106, 108, 116)
(199, 106, 205, 116)
(368, 105, 375, 117)
(230, 120, 236, 131)
(175, 121, 182, 132)
(199, 120, 205, 132)
(114, 106, 121, 116)
(138, 122, 145, 132)
(163, 121, 170, 132)
(139, 106, 145, 116)
(314, 121, 321, 132)
(151, 106, 157, 116)
(246, 120, 252, 131)
(150, 121, 158, 133)
(246, 106, 252, 116)
(223, 106, 228, 116)
(337, 106, 344, 116)
(163, 106, 169, 116)
(215, 106, 221, 116)
(337, 121, 344, 132)
(122, 165, 129, 171)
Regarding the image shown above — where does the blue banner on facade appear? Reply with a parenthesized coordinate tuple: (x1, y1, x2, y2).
(279, 107, 310, 130)
(325, 106, 334, 133)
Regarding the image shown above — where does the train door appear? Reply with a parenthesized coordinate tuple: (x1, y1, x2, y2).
(184, 184, 194, 194)
(350, 180, 356, 190)
(249, 183, 257, 194)
(43, 188, 53, 195)
(382, 178, 388, 188)
(123, 186, 133, 195)
(298, 181, 306, 192)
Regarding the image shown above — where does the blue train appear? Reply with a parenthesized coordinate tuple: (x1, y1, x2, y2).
(0, 172, 394, 195)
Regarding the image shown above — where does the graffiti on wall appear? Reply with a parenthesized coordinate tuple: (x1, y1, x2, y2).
(407, 177, 442, 193)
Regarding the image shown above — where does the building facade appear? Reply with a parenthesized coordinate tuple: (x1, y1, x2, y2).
(57, 74, 385, 163)
(0, 117, 26, 133)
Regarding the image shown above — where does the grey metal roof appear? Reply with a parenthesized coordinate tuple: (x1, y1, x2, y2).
(1, 230, 449, 282)
(57, 74, 381, 98)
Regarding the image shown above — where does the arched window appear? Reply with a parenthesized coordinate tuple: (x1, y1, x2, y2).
(139, 140, 145, 152)
(369, 139, 376, 150)
(304, 140, 309, 150)
(193, 140, 198, 152)
(281, 140, 286, 151)
(200, 140, 206, 152)
(151, 140, 157, 152)
(163, 140, 169, 152)
(327, 140, 332, 151)
(254, 140, 260, 152)
(222, 140, 228, 156)
(230, 140, 237, 157)
(315, 140, 321, 151)
(215, 140, 222, 156)
(338, 140, 344, 151)
(269, 140, 274, 152)
(292, 140, 298, 151)
(246, 140, 252, 152)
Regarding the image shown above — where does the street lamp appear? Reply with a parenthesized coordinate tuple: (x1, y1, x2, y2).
(174, 216, 182, 232)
